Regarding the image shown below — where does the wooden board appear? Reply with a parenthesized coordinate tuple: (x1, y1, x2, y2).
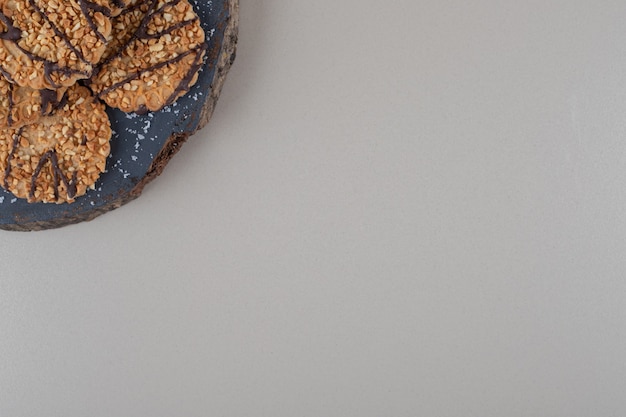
(0, 0, 239, 231)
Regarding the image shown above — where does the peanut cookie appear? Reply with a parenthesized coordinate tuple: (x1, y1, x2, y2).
(99, 0, 146, 63)
(89, 0, 206, 113)
(0, 73, 66, 128)
(0, 85, 111, 203)
(0, 0, 118, 89)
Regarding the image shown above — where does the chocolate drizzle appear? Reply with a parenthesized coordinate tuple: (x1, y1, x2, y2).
(3, 128, 23, 189)
(26, 0, 89, 64)
(42, 62, 88, 90)
(97, 47, 202, 97)
(0, 0, 107, 88)
(143, 41, 207, 114)
(3, 127, 79, 201)
(0, 11, 22, 40)
(77, 0, 114, 44)
(134, 0, 185, 38)
(142, 17, 199, 40)
(2, 42, 88, 91)
(30, 149, 78, 200)
(94, 0, 207, 111)
(95, 0, 159, 70)
(0, 65, 15, 83)
(39, 89, 68, 116)
(6, 82, 15, 126)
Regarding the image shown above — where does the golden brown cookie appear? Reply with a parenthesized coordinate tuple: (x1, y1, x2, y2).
(0, 73, 66, 128)
(0, 0, 117, 89)
(89, 0, 207, 113)
(0, 85, 111, 203)
(99, 0, 147, 63)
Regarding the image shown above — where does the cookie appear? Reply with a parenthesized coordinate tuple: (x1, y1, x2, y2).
(0, 73, 67, 128)
(89, 0, 207, 113)
(99, 0, 147, 63)
(0, 0, 117, 89)
(0, 85, 111, 203)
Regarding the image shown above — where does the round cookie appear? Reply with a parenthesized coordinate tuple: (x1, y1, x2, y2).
(0, 0, 117, 89)
(0, 85, 111, 203)
(0, 73, 66, 128)
(89, 0, 206, 113)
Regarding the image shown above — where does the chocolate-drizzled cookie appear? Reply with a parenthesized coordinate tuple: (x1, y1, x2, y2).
(0, 73, 66, 128)
(89, 0, 206, 113)
(0, 85, 111, 203)
(0, 0, 118, 89)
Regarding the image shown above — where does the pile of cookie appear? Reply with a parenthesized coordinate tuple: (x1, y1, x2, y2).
(0, 0, 206, 204)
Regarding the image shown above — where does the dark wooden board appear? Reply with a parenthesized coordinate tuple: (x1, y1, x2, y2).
(0, 0, 239, 231)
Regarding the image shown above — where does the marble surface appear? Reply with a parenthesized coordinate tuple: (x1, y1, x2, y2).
(1, 1, 626, 416)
